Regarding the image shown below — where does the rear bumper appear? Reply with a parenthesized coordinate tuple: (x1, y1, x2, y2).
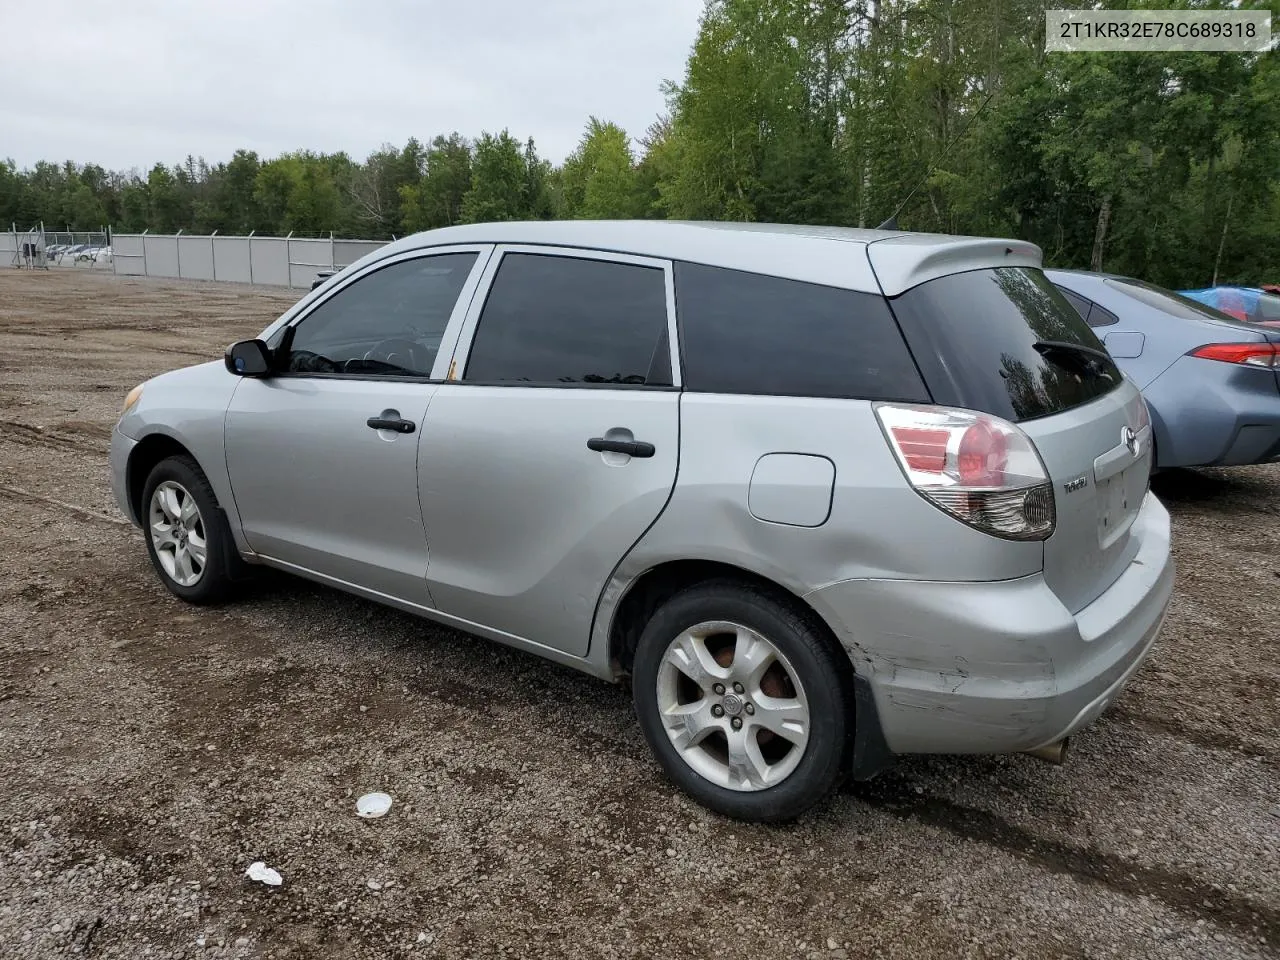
(1144, 357, 1280, 467)
(1214, 421, 1280, 466)
(806, 492, 1175, 756)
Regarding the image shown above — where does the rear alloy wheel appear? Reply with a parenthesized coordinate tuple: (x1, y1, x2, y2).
(633, 582, 852, 822)
(141, 455, 236, 604)
(656, 620, 810, 790)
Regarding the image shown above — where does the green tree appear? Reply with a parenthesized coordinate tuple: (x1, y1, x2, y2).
(400, 133, 473, 233)
(658, 0, 854, 223)
(562, 117, 643, 219)
(460, 130, 531, 223)
(522, 137, 557, 220)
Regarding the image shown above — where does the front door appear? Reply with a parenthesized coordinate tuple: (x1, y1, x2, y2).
(419, 248, 681, 657)
(224, 247, 489, 604)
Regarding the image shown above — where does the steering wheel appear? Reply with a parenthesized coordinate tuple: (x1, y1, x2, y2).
(361, 338, 433, 375)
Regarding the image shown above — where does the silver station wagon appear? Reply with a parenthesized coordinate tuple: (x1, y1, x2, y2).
(111, 221, 1175, 822)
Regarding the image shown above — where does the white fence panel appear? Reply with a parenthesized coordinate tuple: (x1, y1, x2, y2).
(106, 231, 394, 287)
(250, 237, 290, 287)
(213, 236, 251, 284)
(113, 234, 145, 275)
(288, 237, 332, 289)
(177, 235, 215, 281)
(334, 239, 386, 268)
(143, 235, 180, 278)
(0, 233, 17, 256)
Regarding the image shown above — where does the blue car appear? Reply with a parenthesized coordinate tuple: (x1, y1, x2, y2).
(1045, 269, 1280, 469)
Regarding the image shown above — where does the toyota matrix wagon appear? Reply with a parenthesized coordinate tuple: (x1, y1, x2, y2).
(111, 221, 1175, 822)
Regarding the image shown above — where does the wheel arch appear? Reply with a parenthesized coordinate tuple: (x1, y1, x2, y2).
(128, 429, 255, 584)
(605, 557, 893, 782)
(126, 431, 201, 523)
(606, 560, 822, 677)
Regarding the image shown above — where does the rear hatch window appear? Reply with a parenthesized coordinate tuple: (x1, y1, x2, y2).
(889, 267, 1123, 422)
(889, 266, 1146, 613)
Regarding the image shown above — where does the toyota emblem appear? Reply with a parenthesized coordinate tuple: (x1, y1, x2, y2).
(1122, 425, 1138, 457)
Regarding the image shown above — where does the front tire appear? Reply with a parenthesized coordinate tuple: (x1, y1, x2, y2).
(632, 581, 853, 822)
(141, 455, 236, 605)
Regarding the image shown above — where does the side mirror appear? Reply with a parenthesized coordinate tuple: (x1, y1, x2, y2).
(225, 339, 273, 377)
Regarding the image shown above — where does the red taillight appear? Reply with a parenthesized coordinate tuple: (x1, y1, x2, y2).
(876, 403, 1056, 541)
(957, 420, 1009, 486)
(890, 422, 1013, 484)
(1189, 343, 1278, 368)
(890, 427, 949, 473)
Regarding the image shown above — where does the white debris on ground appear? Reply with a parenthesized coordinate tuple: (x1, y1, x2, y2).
(356, 792, 393, 819)
(244, 862, 283, 887)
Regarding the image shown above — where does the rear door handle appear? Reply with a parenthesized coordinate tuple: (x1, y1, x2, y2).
(367, 409, 416, 434)
(587, 437, 655, 458)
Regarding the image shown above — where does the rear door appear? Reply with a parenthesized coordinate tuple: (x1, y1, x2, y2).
(418, 247, 680, 657)
(889, 266, 1151, 613)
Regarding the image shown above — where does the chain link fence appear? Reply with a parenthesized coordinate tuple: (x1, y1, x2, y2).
(2, 224, 114, 268)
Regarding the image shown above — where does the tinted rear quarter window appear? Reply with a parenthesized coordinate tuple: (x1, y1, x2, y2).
(1057, 287, 1091, 320)
(464, 253, 671, 386)
(673, 262, 928, 401)
(891, 267, 1122, 423)
(1087, 303, 1119, 327)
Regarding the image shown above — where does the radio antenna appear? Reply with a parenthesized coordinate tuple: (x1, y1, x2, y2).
(876, 89, 998, 230)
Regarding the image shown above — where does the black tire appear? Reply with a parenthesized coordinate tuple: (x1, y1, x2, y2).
(632, 580, 853, 823)
(140, 455, 238, 605)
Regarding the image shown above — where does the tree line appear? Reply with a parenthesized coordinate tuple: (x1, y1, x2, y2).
(2, 0, 1276, 289)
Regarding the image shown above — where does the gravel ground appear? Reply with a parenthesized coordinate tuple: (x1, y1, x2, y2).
(0, 269, 1277, 960)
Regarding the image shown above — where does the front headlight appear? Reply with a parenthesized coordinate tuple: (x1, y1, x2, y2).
(121, 384, 144, 417)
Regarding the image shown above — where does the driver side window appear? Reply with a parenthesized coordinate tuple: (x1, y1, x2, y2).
(283, 252, 478, 377)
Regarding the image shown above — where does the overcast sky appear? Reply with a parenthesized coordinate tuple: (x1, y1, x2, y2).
(1, 0, 704, 173)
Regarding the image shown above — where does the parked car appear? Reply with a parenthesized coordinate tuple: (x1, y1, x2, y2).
(1180, 286, 1280, 328)
(311, 269, 336, 290)
(111, 222, 1174, 822)
(75, 245, 109, 264)
(1047, 270, 1280, 469)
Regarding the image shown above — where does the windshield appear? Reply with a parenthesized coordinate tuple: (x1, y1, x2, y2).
(890, 267, 1122, 423)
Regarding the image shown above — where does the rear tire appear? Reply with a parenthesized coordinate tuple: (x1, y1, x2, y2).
(141, 455, 237, 605)
(632, 580, 852, 822)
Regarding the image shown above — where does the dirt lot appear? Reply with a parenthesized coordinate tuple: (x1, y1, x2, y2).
(0, 269, 1277, 960)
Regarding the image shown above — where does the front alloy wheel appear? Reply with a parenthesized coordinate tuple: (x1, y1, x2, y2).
(148, 480, 207, 587)
(140, 454, 236, 604)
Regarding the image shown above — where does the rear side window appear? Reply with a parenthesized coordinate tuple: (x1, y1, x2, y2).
(1057, 284, 1119, 328)
(464, 253, 671, 386)
(1057, 287, 1090, 320)
(673, 262, 929, 401)
(891, 267, 1122, 423)
(1087, 303, 1119, 327)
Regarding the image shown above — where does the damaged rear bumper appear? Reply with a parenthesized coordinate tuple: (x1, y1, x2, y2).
(807, 493, 1174, 759)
